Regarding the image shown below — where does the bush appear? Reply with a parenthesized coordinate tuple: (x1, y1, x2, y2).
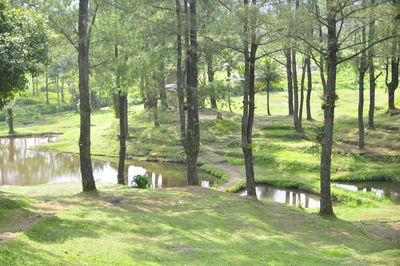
(132, 175, 150, 189)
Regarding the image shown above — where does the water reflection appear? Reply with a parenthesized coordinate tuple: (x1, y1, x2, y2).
(127, 165, 214, 188)
(0, 137, 215, 188)
(241, 185, 320, 208)
(0, 137, 117, 185)
(201, 181, 210, 188)
(334, 182, 400, 203)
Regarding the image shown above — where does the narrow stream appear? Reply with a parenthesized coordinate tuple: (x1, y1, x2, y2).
(334, 182, 400, 203)
(0, 136, 215, 188)
(241, 185, 320, 208)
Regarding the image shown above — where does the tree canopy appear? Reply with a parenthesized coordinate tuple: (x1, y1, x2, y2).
(0, 0, 48, 108)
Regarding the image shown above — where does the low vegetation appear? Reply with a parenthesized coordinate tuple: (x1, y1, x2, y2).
(1, 184, 399, 265)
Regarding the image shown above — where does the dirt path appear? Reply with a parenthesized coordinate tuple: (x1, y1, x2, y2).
(0, 200, 70, 243)
(207, 163, 244, 191)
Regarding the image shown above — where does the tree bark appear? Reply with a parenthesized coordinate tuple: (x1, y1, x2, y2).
(358, 24, 368, 150)
(78, 0, 96, 192)
(176, 0, 186, 146)
(292, 51, 302, 132)
(306, 56, 313, 121)
(299, 58, 307, 125)
(185, 0, 200, 185)
(226, 67, 233, 112)
(45, 65, 49, 104)
(117, 91, 127, 185)
(56, 75, 60, 112)
(319, 2, 336, 216)
(158, 61, 168, 108)
(31, 73, 35, 96)
(285, 49, 294, 115)
(358, 70, 366, 149)
(115, 44, 127, 185)
(206, 54, 218, 109)
(266, 81, 271, 116)
(61, 78, 65, 103)
(368, 0, 376, 129)
(242, 0, 257, 196)
(386, 58, 399, 113)
(7, 108, 15, 134)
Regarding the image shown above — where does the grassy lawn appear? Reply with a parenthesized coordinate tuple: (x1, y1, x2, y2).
(1, 183, 399, 265)
(0, 82, 399, 264)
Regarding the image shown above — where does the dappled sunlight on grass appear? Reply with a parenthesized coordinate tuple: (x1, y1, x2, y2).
(1, 184, 398, 264)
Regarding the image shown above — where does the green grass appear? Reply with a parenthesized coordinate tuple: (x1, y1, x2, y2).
(199, 165, 229, 185)
(0, 183, 399, 265)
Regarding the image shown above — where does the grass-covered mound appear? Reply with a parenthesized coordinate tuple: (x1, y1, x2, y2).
(0, 183, 399, 265)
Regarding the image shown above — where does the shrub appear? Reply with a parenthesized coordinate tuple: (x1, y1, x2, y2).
(132, 175, 150, 189)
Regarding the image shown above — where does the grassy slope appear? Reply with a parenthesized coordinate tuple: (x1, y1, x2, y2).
(0, 183, 399, 265)
(1, 88, 399, 217)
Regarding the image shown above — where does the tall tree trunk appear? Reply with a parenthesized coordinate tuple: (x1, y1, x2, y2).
(299, 58, 307, 126)
(7, 108, 15, 134)
(124, 92, 129, 137)
(117, 91, 127, 185)
(319, 2, 336, 216)
(153, 98, 160, 127)
(306, 56, 313, 120)
(386, 58, 399, 114)
(285, 49, 294, 115)
(57, 75, 60, 112)
(31, 73, 35, 96)
(61, 78, 65, 103)
(158, 61, 168, 108)
(358, 24, 368, 150)
(368, 0, 376, 129)
(185, 0, 200, 185)
(242, 0, 257, 196)
(206, 54, 218, 109)
(266, 81, 271, 116)
(78, 0, 96, 192)
(358, 71, 366, 149)
(115, 44, 127, 185)
(176, 0, 186, 147)
(315, 4, 327, 94)
(226, 67, 233, 112)
(45, 66, 49, 104)
(292, 51, 302, 132)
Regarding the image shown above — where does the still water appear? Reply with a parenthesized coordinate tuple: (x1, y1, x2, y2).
(241, 185, 320, 208)
(334, 182, 400, 203)
(0, 136, 214, 188)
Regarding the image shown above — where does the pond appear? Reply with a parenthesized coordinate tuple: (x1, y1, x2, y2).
(334, 182, 400, 203)
(0, 136, 215, 188)
(241, 185, 320, 209)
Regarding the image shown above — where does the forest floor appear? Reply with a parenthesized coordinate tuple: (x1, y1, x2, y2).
(1, 183, 399, 265)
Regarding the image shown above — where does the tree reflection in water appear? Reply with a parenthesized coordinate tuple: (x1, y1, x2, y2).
(0, 137, 215, 188)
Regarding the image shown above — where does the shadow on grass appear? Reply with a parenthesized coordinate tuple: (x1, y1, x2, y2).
(4, 186, 397, 264)
(0, 240, 59, 265)
(24, 216, 100, 243)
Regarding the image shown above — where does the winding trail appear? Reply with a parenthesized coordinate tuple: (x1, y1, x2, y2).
(208, 163, 244, 191)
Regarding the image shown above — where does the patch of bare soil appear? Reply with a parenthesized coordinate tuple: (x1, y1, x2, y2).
(0, 200, 70, 243)
(357, 220, 400, 244)
(169, 245, 195, 253)
(198, 108, 219, 120)
(207, 163, 244, 191)
(0, 213, 53, 242)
